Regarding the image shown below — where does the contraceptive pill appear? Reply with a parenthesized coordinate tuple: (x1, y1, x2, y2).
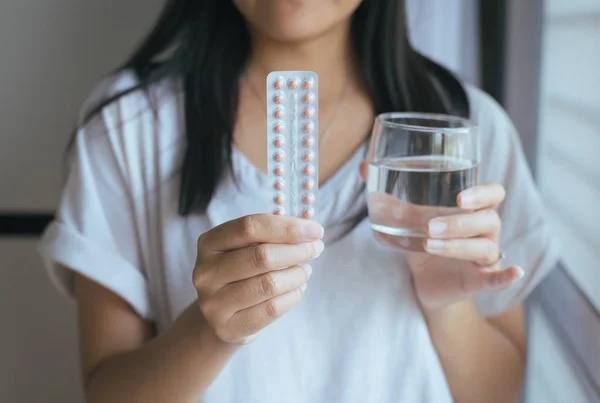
(267, 71, 319, 220)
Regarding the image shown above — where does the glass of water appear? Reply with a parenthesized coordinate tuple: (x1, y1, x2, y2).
(366, 112, 480, 252)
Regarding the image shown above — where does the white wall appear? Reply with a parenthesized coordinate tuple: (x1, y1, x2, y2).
(0, 1, 164, 402)
(0, 241, 82, 402)
(0, 0, 164, 211)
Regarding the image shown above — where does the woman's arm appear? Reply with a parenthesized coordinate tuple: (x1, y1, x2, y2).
(75, 273, 238, 403)
(423, 301, 526, 403)
(74, 214, 321, 403)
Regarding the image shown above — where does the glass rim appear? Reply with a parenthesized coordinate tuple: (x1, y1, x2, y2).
(376, 112, 477, 134)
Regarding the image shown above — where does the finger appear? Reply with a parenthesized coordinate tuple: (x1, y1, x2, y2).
(227, 286, 306, 339)
(368, 191, 460, 232)
(428, 209, 501, 239)
(458, 183, 506, 210)
(460, 266, 524, 297)
(359, 160, 368, 182)
(424, 237, 500, 266)
(372, 230, 428, 252)
(211, 264, 312, 316)
(209, 240, 323, 284)
(197, 214, 324, 254)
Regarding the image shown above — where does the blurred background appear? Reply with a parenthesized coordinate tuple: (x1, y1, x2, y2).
(0, 0, 598, 402)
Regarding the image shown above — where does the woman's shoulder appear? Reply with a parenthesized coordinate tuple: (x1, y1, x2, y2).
(75, 70, 184, 152)
(462, 84, 524, 174)
(463, 84, 515, 135)
(78, 69, 182, 129)
(74, 70, 184, 198)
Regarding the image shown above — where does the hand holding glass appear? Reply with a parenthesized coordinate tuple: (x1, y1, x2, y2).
(366, 113, 480, 252)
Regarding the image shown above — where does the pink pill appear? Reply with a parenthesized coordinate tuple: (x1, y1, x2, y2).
(303, 92, 314, 104)
(303, 122, 314, 134)
(302, 208, 315, 219)
(274, 165, 284, 177)
(274, 179, 285, 191)
(303, 193, 315, 205)
(303, 164, 315, 176)
(303, 179, 314, 190)
(303, 107, 314, 119)
(288, 77, 300, 89)
(274, 151, 285, 162)
(274, 194, 285, 205)
(302, 135, 315, 147)
(274, 78, 284, 89)
(274, 208, 286, 216)
(303, 78, 314, 89)
(274, 93, 285, 104)
(274, 123, 285, 134)
(303, 151, 314, 162)
(274, 107, 285, 119)
(273, 136, 285, 148)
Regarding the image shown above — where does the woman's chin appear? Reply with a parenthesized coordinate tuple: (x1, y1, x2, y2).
(237, 0, 357, 45)
(252, 20, 329, 44)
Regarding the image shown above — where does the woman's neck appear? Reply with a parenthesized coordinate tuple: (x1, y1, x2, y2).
(245, 22, 357, 106)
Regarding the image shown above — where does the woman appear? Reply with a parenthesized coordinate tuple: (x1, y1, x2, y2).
(40, 1, 559, 402)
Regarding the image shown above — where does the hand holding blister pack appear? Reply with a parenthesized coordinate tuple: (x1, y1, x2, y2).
(267, 71, 319, 220)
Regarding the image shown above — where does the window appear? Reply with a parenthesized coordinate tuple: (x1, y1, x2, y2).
(537, 0, 600, 307)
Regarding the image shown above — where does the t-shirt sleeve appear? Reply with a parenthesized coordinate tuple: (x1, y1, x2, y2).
(38, 85, 154, 320)
(469, 87, 561, 317)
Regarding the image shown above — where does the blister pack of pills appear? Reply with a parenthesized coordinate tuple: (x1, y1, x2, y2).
(266, 71, 319, 219)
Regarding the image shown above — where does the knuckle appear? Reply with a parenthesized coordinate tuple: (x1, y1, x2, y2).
(304, 241, 318, 257)
(196, 234, 210, 258)
(239, 216, 258, 239)
(488, 272, 504, 287)
(281, 222, 293, 239)
(483, 241, 498, 263)
(301, 242, 312, 257)
(199, 299, 216, 319)
(259, 274, 278, 297)
(449, 217, 464, 234)
(493, 212, 502, 231)
(440, 239, 453, 254)
(265, 298, 281, 319)
(192, 265, 208, 291)
(196, 232, 207, 248)
(498, 185, 507, 200)
(484, 270, 508, 290)
(459, 271, 470, 297)
(487, 210, 501, 227)
(253, 244, 272, 268)
(213, 326, 233, 343)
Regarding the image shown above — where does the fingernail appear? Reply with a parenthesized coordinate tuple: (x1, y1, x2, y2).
(302, 221, 324, 239)
(425, 239, 445, 252)
(302, 264, 313, 279)
(459, 191, 475, 209)
(313, 240, 325, 256)
(498, 267, 524, 285)
(428, 219, 447, 236)
(515, 267, 525, 280)
(300, 284, 308, 294)
(481, 267, 499, 273)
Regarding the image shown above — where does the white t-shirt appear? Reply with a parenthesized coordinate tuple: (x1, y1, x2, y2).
(39, 72, 560, 403)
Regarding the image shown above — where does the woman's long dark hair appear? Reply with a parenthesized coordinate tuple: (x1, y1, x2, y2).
(78, 0, 469, 215)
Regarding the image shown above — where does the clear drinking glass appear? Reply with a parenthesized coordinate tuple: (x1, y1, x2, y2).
(366, 112, 480, 252)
